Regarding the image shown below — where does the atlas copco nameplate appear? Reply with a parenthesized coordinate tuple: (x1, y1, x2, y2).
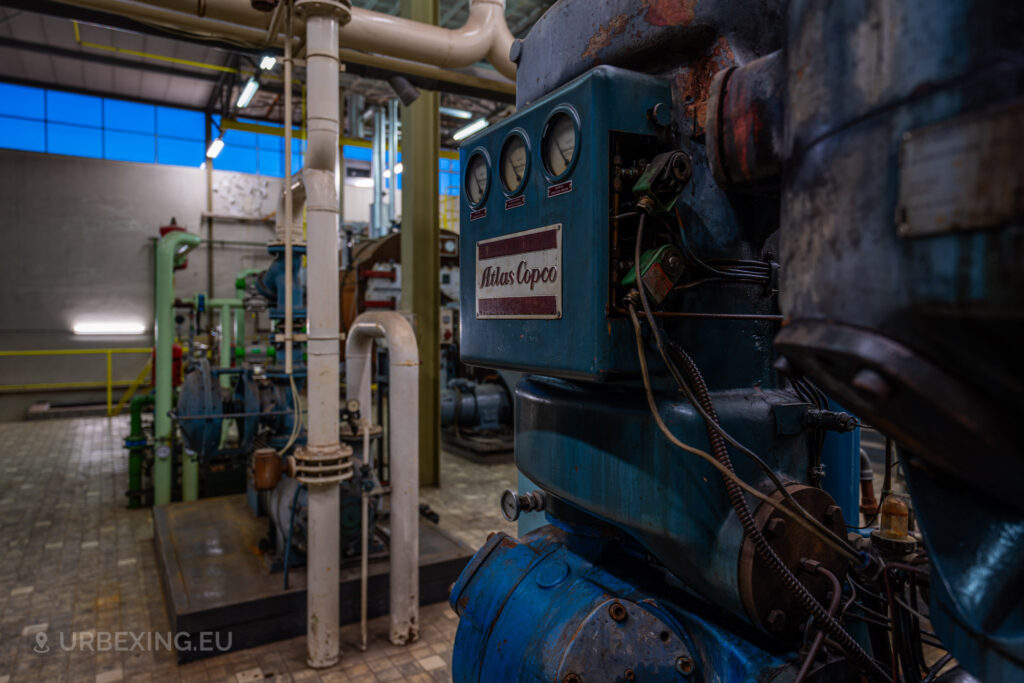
(476, 224, 562, 319)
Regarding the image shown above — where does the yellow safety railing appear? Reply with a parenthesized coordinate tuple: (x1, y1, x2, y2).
(0, 348, 153, 416)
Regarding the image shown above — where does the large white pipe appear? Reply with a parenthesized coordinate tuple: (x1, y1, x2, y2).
(54, 0, 517, 80)
(292, 0, 350, 670)
(345, 311, 420, 646)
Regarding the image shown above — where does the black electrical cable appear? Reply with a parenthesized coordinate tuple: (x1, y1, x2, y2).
(633, 216, 861, 563)
(630, 216, 887, 682)
(922, 654, 954, 683)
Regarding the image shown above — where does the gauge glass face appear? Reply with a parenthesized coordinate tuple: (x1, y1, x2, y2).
(466, 153, 488, 205)
(500, 134, 528, 192)
(542, 112, 577, 177)
(346, 399, 360, 413)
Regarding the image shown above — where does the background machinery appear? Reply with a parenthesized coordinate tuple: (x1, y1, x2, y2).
(449, 0, 1024, 681)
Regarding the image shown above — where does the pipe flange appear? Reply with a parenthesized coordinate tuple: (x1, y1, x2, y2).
(293, 443, 354, 485)
(294, 0, 352, 23)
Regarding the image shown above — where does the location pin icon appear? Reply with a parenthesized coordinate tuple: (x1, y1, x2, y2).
(34, 631, 48, 652)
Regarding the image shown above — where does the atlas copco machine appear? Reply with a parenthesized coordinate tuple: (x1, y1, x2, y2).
(449, 1, 1024, 681)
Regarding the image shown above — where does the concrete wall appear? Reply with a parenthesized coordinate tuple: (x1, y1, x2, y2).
(0, 149, 283, 421)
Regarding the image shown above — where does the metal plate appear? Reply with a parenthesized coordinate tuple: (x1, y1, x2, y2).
(897, 102, 1024, 237)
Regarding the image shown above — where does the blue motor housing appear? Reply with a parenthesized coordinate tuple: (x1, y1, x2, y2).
(256, 244, 306, 320)
(450, 526, 861, 682)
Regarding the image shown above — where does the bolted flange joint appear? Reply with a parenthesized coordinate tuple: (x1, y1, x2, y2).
(294, 0, 352, 23)
(293, 443, 354, 485)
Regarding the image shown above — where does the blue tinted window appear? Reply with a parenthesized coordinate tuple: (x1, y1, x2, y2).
(47, 122, 102, 158)
(105, 130, 155, 163)
(450, 159, 459, 173)
(105, 100, 155, 134)
(259, 149, 283, 177)
(157, 106, 204, 139)
(257, 133, 282, 153)
(0, 116, 45, 151)
(158, 137, 204, 167)
(0, 83, 45, 119)
(292, 153, 304, 172)
(343, 144, 371, 161)
(224, 128, 257, 148)
(47, 91, 102, 126)
(439, 158, 449, 171)
(217, 145, 258, 174)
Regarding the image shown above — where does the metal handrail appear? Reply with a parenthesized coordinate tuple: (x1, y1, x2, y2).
(0, 348, 153, 415)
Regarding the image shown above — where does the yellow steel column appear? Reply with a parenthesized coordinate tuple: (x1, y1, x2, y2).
(106, 350, 113, 416)
(400, 0, 441, 486)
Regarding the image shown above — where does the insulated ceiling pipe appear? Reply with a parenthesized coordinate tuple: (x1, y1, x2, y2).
(345, 311, 421, 646)
(290, 0, 353, 670)
(53, 0, 517, 81)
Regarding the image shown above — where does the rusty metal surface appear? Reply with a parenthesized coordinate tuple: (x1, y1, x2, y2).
(152, 495, 473, 661)
(515, 0, 785, 108)
(737, 484, 848, 641)
(897, 101, 1024, 237)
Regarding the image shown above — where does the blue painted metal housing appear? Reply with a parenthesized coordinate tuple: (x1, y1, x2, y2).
(450, 526, 799, 682)
(459, 66, 672, 381)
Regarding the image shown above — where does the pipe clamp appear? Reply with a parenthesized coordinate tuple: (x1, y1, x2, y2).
(294, 443, 354, 484)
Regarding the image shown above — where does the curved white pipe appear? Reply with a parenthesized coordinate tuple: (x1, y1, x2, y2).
(54, 0, 517, 81)
(345, 311, 420, 646)
(342, 0, 516, 80)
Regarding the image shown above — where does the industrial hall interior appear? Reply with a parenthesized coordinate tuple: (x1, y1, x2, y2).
(0, 0, 1020, 682)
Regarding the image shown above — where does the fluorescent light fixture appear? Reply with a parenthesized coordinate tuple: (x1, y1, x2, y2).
(206, 137, 225, 159)
(383, 162, 404, 178)
(236, 77, 259, 108)
(351, 177, 374, 188)
(73, 321, 146, 336)
(453, 118, 488, 141)
(259, 55, 277, 70)
(440, 106, 473, 120)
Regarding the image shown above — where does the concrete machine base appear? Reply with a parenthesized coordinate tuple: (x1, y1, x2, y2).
(153, 495, 474, 662)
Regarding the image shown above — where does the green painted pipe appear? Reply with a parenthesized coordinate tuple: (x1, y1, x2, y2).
(207, 298, 244, 390)
(235, 268, 262, 345)
(155, 230, 200, 505)
(126, 393, 154, 509)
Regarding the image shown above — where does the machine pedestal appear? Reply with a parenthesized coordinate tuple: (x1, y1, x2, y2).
(153, 495, 473, 662)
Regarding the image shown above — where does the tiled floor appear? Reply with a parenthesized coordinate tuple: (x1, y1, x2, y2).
(0, 417, 517, 682)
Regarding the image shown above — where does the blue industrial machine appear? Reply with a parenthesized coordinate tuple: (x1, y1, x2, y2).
(450, 0, 1023, 681)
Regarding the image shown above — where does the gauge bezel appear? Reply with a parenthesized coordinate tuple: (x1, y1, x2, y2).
(464, 147, 492, 209)
(540, 104, 582, 183)
(498, 128, 531, 197)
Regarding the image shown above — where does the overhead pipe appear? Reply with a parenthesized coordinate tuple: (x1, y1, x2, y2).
(53, 0, 517, 82)
(289, 0, 353, 669)
(346, 311, 421, 645)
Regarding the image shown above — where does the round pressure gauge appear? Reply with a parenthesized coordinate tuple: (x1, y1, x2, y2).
(499, 131, 529, 194)
(465, 150, 490, 207)
(541, 108, 579, 179)
(346, 399, 360, 413)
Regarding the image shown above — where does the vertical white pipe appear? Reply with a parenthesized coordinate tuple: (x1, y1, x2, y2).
(387, 98, 399, 227)
(283, 3, 294, 376)
(296, 0, 349, 669)
(371, 107, 384, 237)
(345, 312, 420, 645)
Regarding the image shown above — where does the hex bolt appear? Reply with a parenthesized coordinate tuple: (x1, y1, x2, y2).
(609, 601, 628, 623)
(563, 674, 582, 683)
(675, 655, 695, 676)
(851, 368, 890, 400)
(766, 609, 787, 633)
(765, 517, 787, 539)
